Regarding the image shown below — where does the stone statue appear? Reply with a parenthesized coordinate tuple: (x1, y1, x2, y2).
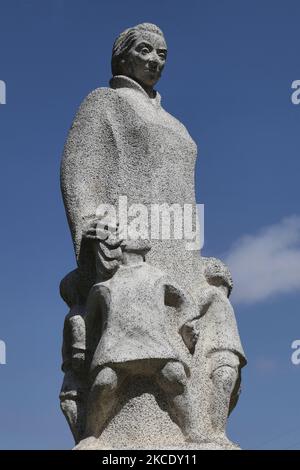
(84, 236, 200, 444)
(184, 257, 246, 447)
(59, 22, 246, 449)
(59, 269, 87, 443)
(60, 22, 201, 296)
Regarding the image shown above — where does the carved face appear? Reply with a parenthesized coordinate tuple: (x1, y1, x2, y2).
(123, 31, 167, 87)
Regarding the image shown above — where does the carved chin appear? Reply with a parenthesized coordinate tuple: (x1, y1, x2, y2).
(144, 73, 161, 85)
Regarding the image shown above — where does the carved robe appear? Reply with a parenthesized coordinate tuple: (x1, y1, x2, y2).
(61, 75, 203, 294)
(85, 262, 195, 376)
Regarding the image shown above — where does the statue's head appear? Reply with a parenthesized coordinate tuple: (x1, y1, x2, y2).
(91, 218, 123, 279)
(60, 269, 85, 307)
(202, 257, 233, 298)
(111, 23, 167, 89)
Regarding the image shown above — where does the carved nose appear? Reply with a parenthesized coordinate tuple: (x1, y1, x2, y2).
(148, 59, 159, 70)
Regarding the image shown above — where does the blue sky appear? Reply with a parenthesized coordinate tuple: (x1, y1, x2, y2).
(0, 0, 300, 449)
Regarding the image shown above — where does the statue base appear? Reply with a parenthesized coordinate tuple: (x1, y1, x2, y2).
(73, 377, 240, 450)
(74, 439, 240, 450)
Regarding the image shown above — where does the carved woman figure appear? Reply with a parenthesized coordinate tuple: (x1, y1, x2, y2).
(61, 22, 202, 297)
(60, 23, 246, 449)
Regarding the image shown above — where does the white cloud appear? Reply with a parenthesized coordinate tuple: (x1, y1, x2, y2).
(225, 216, 300, 303)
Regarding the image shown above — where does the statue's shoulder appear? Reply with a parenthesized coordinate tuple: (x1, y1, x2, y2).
(84, 86, 117, 102)
(139, 263, 165, 282)
(79, 86, 123, 111)
(148, 267, 179, 288)
(160, 106, 197, 145)
(72, 87, 122, 123)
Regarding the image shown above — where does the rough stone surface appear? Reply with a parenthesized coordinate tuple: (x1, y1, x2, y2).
(60, 74, 202, 297)
(59, 22, 246, 450)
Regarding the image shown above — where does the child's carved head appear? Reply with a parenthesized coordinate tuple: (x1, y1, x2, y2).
(202, 257, 233, 297)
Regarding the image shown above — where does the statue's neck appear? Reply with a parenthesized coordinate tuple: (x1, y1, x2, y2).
(124, 75, 156, 99)
(134, 80, 155, 99)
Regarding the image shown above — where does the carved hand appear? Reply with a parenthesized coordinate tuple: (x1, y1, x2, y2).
(82, 217, 122, 245)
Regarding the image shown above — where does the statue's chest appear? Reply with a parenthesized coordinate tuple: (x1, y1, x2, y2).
(108, 269, 164, 317)
(111, 91, 198, 204)
(117, 91, 197, 157)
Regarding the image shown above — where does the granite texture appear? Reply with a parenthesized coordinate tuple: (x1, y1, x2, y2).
(59, 22, 246, 450)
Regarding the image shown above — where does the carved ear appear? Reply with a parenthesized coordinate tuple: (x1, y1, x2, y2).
(119, 58, 126, 72)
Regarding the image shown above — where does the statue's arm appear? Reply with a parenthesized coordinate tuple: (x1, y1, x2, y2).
(207, 290, 247, 368)
(68, 312, 86, 371)
(85, 284, 110, 360)
(178, 287, 214, 354)
(164, 281, 199, 353)
(60, 88, 121, 262)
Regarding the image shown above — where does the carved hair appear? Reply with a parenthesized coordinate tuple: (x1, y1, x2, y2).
(202, 256, 233, 296)
(111, 23, 166, 76)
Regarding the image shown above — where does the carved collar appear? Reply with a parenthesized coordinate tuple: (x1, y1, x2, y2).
(109, 75, 162, 107)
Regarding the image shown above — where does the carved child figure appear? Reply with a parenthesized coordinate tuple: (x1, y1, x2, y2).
(59, 269, 88, 443)
(182, 257, 247, 446)
(83, 236, 200, 443)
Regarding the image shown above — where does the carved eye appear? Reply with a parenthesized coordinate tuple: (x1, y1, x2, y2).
(140, 47, 150, 55)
